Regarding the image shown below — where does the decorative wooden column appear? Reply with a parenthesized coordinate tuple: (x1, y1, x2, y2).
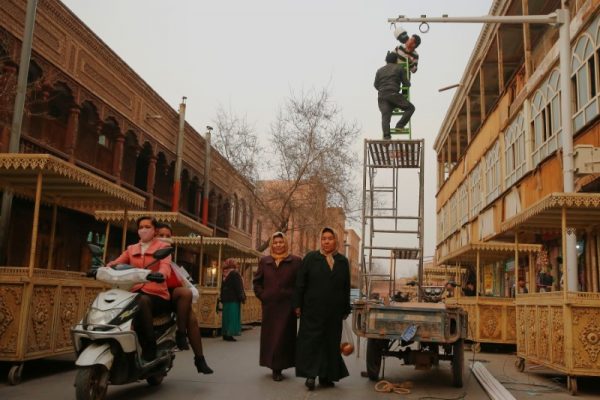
(0, 65, 18, 152)
(65, 106, 80, 162)
(112, 133, 125, 181)
(146, 155, 157, 210)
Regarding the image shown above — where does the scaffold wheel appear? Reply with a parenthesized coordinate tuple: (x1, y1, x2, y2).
(515, 357, 525, 372)
(8, 363, 23, 385)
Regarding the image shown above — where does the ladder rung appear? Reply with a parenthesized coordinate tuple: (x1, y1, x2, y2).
(365, 215, 420, 220)
(372, 208, 396, 211)
(361, 273, 391, 277)
(390, 128, 410, 134)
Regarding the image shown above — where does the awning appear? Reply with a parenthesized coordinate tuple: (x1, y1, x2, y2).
(0, 153, 145, 209)
(172, 236, 262, 260)
(438, 241, 542, 265)
(94, 210, 213, 237)
(500, 192, 600, 233)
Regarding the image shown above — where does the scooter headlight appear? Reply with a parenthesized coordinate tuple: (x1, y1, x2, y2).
(85, 307, 123, 326)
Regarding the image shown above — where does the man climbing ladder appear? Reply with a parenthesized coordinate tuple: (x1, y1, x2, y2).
(374, 52, 415, 140)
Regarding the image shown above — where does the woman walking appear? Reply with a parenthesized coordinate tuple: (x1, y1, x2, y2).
(295, 227, 351, 390)
(220, 258, 246, 341)
(253, 232, 302, 381)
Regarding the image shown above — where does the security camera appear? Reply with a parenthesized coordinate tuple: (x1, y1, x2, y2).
(206, 126, 213, 131)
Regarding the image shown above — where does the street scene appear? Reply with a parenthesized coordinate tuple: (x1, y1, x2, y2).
(2, 0, 600, 399)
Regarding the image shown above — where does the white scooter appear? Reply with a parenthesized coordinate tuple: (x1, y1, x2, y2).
(71, 245, 176, 400)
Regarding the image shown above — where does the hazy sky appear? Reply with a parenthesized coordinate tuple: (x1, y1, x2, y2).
(61, 0, 493, 264)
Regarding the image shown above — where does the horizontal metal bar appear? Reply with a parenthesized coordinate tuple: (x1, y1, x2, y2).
(364, 246, 420, 251)
(373, 229, 419, 234)
(361, 273, 391, 277)
(387, 13, 557, 25)
(365, 215, 420, 219)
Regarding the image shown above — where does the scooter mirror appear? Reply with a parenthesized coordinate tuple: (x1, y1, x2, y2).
(87, 243, 104, 257)
(153, 247, 174, 260)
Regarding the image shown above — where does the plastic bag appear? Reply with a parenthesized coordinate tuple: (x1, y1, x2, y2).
(170, 262, 200, 303)
(340, 319, 355, 356)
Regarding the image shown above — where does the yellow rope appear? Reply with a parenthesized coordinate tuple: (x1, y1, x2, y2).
(374, 379, 413, 394)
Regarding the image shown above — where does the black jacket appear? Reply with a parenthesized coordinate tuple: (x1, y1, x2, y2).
(374, 63, 411, 97)
(221, 271, 246, 303)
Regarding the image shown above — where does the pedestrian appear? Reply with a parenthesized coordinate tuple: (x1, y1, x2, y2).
(156, 223, 213, 374)
(394, 29, 421, 74)
(462, 282, 476, 297)
(295, 227, 351, 390)
(107, 216, 172, 362)
(253, 232, 302, 381)
(220, 258, 246, 341)
(374, 51, 415, 140)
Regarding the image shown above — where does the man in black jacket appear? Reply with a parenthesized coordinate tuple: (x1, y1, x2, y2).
(374, 52, 415, 139)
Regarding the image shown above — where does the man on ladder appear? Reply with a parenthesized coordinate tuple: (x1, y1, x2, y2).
(374, 51, 415, 140)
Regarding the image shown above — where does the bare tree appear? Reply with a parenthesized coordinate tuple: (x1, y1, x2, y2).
(212, 104, 259, 183)
(255, 87, 360, 251)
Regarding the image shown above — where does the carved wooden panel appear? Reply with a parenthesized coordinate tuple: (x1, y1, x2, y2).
(197, 292, 219, 327)
(479, 305, 502, 340)
(526, 306, 537, 357)
(506, 306, 516, 341)
(54, 286, 82, 351)
(26, 285, 57, 354)
(517, 305, 527, 352)
(550, 307, 564, 366)
(0, 283, 24, 357)
(537, 307, 550, 362)
(572, 307, 600, 370)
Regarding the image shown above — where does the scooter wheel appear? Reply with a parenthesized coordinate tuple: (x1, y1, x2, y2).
(75, 365, 109, 400)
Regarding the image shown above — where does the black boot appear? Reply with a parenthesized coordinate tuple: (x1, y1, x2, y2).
(223, 335, 236, 341)
(194, 356, 214, 374)
(176, 331, 190, 350)
(305, 377, 315, 390)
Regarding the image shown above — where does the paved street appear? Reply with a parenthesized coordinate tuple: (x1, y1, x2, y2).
(1, 326, 600, 400)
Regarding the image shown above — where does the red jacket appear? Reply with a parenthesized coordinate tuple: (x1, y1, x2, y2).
(110, 239, 172, 300)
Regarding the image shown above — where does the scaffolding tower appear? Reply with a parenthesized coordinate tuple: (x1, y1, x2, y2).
(359, 139, 425, 301)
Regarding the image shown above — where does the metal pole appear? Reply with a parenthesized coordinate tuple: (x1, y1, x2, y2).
(0, 0, 39, 263)
(387, 14, 557, 24)
(202, 126, 212, 225)
(360, 140, 367, 298)
(172, 97, 187, 212)
(557, 8, 578, 292)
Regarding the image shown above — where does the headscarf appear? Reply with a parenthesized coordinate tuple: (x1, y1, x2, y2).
(269, 231, 289, 267)
(319, 227, 339, 269)
(222, 258, 238, 281)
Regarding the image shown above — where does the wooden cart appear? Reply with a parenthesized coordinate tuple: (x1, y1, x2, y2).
(500, 193, 600, 395)
(439, 242, 541, 349)
(171, 236, 262, 334)
(0, 154, 145, 384)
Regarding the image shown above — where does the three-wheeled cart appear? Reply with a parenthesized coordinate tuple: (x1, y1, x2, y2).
(355, 139, 467, 386)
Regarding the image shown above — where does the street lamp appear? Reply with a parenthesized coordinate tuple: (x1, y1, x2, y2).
(388, 8, 577, 291)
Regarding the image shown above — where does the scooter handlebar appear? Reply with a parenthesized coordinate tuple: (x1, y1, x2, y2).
(146, 272, 165, 283)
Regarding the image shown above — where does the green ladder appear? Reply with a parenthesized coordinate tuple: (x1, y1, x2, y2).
(390, 59, 412, 139)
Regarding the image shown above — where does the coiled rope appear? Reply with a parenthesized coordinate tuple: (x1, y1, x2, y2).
(374, 379, 413, 394)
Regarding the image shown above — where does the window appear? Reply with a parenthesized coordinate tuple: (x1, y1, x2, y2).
(531, 70, 561, 166)
(504, 113, 527, 187)
(437, 210, 443, 244)
(470, 163, 482, 218)
(572, 29, 598, 131)
(448, 194, 457, 234)
(484, 141, 500, 205)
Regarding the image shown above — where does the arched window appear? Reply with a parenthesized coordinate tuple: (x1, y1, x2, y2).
(239, 199, 247, 231)
(230, 195, 238, 227)
(530, 69, 561, 166)
(572, 32, 598, 131)
(504, 112, 527, 187)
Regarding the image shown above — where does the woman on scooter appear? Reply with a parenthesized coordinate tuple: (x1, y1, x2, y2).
(107, 216, 172, 362)
(156, 223, 213, 374)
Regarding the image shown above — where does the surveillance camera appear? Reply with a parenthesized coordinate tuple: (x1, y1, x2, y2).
(206, 126, 213, 131)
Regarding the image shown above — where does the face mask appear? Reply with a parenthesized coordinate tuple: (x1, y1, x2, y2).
(138, 227, 154, 242)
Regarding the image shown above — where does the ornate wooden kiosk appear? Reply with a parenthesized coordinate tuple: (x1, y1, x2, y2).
(171, 236, 262, 334)
(0, 154, 145, 384)
(440, 242, 541, 349)
(502, 193, 600, 395)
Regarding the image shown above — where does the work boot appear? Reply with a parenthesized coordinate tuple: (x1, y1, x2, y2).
(194, 355, 214, 374)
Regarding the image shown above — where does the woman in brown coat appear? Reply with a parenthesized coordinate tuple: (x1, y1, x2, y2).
(253, 232, 302, 381)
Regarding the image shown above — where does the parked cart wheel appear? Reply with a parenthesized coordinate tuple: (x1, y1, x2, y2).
(567, 376, 578, 395)
(8, 363, 24, 385)
(451, 339, 464, 388)
(515, 357, 525, 372)
(366, 338, 389, 381)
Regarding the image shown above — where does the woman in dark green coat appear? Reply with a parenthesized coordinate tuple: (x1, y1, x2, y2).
(294, 227, 351, 390)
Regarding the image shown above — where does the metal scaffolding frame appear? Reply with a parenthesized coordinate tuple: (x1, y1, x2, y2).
(360, 139, 425, 301)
